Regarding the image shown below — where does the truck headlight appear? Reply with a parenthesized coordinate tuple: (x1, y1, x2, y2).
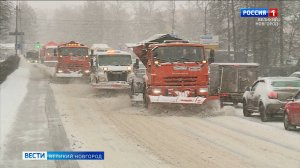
(199, 88, 208, 93)
(58, 70, 63, 73)
(127, 66, 132, 71)
(103, 67, 108, 71)
(152, 88, 162, 94)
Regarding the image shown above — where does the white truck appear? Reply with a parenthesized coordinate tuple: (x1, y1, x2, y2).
(90, 50, 134, 89)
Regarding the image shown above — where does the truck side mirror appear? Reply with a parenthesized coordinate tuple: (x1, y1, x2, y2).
(134, 59, 139, 69)
(54, 49, 57, 56)
(91, 49, 94, 56)
(208, 49, 215, 64)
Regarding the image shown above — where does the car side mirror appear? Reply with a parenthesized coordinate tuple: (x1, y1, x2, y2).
(208, 49, 215, 64)
(90, 49, 94, 56)
(287, 98, 294, 102)
(54, 49, 57, 56)
(245, 86, 251, 91)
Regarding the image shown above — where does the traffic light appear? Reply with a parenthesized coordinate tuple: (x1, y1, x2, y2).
(35, 42, 41, 49)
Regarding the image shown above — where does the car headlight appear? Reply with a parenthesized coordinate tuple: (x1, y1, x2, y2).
(199, 88, 208, 93)
(58, 70, 63, 73)
(127, 66, 132, 71)
(103, 67, 108, 71)
(152, 88, 162, 94)
(84, 70, 90, 73)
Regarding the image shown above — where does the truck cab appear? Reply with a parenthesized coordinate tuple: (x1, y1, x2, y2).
(90, 50, 134, 89)
(55, 41, 90, 78)
(40, 41, 58, 67)
(132, 34, 219, 108)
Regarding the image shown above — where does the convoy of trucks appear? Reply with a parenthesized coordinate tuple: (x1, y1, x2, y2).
(29, 34, 262, 110)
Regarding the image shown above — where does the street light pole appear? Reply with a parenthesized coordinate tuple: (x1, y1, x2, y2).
(15, 3, 18, 56)
(171, 0, 176, 35)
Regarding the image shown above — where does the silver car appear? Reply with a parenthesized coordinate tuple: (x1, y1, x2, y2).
(290, 71, 300, 78)
(243, 77, 300, 122)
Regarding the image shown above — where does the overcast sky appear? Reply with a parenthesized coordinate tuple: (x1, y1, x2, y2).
(28, 1, 84, 10)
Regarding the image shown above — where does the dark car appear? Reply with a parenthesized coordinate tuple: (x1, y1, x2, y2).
(283, 90, 300, 130)
(243, 77, 300, 122)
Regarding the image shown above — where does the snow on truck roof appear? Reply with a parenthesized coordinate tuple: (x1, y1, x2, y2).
(134, 34, 183, 46)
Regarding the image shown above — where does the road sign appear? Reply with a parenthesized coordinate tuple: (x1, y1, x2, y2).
(9, 32, 25, 36)
(15, 43, 21, 49)
(35, 42, 41, 49)
(200, 35, 219, 45)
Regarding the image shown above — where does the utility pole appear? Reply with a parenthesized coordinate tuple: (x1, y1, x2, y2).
(15, 3, 18, 56)
(171, 0, 175, 35)
(9, 1, 24, 56)
(204, 1, 208, 35)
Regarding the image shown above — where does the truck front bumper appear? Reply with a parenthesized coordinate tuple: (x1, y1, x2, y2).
(92, 81, 130, 90)
(55, 72, 83, 78)
(149, 95, 208, 105)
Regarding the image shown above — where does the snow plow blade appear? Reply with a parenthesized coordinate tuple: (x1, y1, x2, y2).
(149, 95, 206, 104)
(91, 82, 130, 90)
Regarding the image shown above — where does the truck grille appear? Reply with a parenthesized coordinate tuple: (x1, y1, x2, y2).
(66, 64, 83, 71)
(164, 76, 197, 86)
(107, 71, 128, 81)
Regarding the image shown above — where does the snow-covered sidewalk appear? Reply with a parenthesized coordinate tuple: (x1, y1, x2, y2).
(0, 57, 30, 157)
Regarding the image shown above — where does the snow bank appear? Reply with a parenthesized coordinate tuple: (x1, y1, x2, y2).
(0, 58, 29, 155)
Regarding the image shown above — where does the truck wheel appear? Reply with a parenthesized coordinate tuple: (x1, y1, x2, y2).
(143, 85, 149, 109)
(130, 80, 135, 98)
(284, 112, 296, 131)
(243, 100, 251, 117)
(233, 100, 238, 107)
(220, 100, 224, 108)
(259, 103, 270, 122)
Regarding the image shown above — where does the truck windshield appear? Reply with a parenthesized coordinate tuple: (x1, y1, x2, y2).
(45, 48, 57, 56)
(153, 46, 204, 63)
(59, 47, 88, 56)
(98, 55, 132, 66)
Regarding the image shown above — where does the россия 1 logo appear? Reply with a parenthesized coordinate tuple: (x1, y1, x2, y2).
(240, 8, 278, 18)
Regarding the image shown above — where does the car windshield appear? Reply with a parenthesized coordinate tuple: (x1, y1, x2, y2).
(98, 54, 132, 66)
(153, 46, 204, 63)
(59, 47, 88, 56)
(271, 80, 300, 87)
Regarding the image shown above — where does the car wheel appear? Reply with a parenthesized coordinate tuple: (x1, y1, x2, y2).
(243, 100, 251, 117)
(284, 112, 296, 131)
(259, 103, 269, 122)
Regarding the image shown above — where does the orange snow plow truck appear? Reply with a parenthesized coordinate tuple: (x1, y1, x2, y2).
(132, 34, 220, 108)
(55, 41, 90, 79)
